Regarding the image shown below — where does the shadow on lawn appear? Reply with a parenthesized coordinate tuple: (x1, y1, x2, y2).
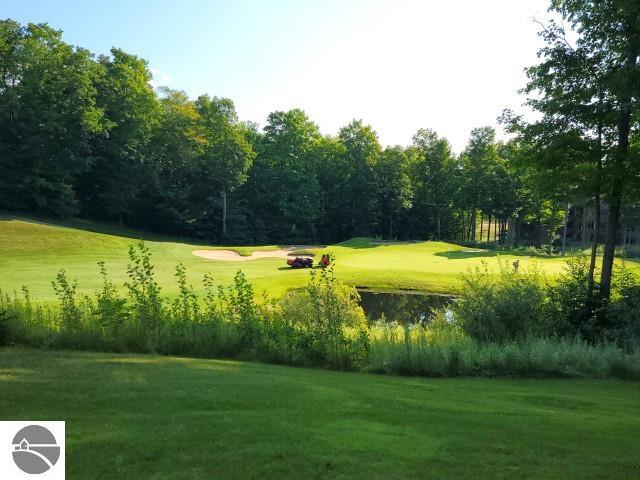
(435, 250, 499, 260)
(0, 211, 209, 245)
(0, 211, 330, 252)
(277, 266, 325, 271)
(434, 249, 571, 260)
(336, 237, 419, 250)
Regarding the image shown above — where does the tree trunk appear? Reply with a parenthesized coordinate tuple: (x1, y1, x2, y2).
(506, 216, 515, 247)
(601, 44, 637, 300)
(221, 190, 227, 238)
(601, 193, 622, 299)
(436, 209, 441, 241)
(461, 212, 467, 242)
(494, 217, 498, 243)
(581, 207, 588, 247)
(470, 209, 476, 242)
(588, 107, 604, 298)
(503, 218, 508, 246)
(548, 205, 557, 255)
(536, 217, 543, 247)
(479, 212, 484, 242)
(561, 204, 569, 256)
(487, 214, 492, 243)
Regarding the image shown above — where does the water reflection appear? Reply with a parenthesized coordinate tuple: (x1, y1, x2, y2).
(357, 290, 455, 324)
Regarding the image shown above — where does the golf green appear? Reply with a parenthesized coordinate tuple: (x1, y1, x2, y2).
(1, 214, 637, 300)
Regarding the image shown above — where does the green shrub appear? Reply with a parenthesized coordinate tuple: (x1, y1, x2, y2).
(51, 269, 82, 332)
(279, 265, 368, 369)
(226, 271, 262, 351)
(453, 262, 551, 343)
(602, 264, 640, 348)
(94, 261, 128, 344)
(124, 241, 164, 349)
(546, 257, 601, 339)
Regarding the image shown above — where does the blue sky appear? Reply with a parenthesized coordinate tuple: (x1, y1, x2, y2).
(4, 0, 550, 152)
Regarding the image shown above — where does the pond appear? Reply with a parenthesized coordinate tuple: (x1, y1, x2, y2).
(357, 289, 455, 324)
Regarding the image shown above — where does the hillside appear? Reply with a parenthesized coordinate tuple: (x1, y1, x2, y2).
(0, 214, 627, 301)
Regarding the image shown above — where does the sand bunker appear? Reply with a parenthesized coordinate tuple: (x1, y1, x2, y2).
(193, 248, 313, 262)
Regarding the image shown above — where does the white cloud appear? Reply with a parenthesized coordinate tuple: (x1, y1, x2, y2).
(149, 67, 173, 89)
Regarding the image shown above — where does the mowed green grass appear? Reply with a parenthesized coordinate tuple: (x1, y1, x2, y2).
(0, 348, 639, 479)
(1, 215, 637, 300)
(0, 216, 314, 300)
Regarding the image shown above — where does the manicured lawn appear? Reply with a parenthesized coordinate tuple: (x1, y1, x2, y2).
(1, 214, 638, 300)
(0, 348, 638, 479)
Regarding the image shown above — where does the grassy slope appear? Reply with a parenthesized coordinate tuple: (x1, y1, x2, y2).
(0, 215, 312, 300)
(1, 348, 639, 479)
(1, 215, 637, 300)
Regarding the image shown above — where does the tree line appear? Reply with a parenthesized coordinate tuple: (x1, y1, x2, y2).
(0, 19, 563, 247)
(1, 0, 639, 302)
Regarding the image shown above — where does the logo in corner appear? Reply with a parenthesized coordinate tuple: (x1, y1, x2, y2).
(12, 425, 61, 474)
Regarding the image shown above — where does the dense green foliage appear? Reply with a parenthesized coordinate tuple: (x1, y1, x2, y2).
(502, 0, 640, 298)
(453, 258, 640, 348)
(454, 264, 551, 343)
(0, 18, 581, 248)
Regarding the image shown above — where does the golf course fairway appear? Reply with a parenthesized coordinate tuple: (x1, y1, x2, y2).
(1, 214, 637, 300)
